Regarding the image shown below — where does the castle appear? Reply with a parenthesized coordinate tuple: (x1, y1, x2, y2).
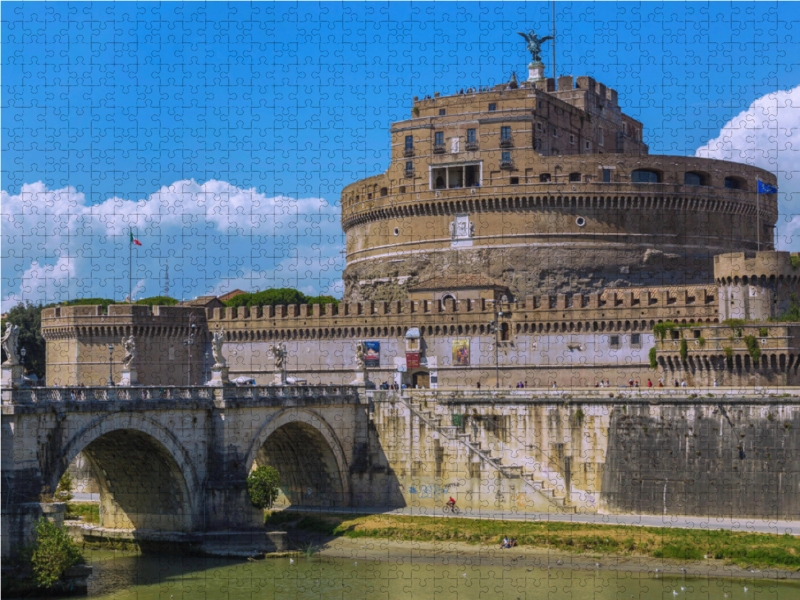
(40, 64, 800, 389)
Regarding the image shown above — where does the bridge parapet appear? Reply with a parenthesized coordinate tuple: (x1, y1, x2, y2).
(2, 384, 363, 407)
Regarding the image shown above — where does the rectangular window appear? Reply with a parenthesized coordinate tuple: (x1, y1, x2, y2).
(569, 134, 575, 145)
(602, 169, 611, 183)
(405, 161, 413, 171)
(501, 151, 511, 162)
(609, 335, 620, 349)
(585, 141, 590, 150)
(405, 135, 413, 149)
(510, 177, 519, 185)
(631, 333, 641, 347)
(489, 103, 496, 112)
(553, 128, 558, 138)
(467, 129, 476, 142)
(501, 126, 511, 140)
(536, 122, 542, 132)
(439, 109, 446, 116)
(599, 128, 604, 146)
(435, 131, 444, 145)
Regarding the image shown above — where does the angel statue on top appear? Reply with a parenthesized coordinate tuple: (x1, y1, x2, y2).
(518, 30, 553, 63)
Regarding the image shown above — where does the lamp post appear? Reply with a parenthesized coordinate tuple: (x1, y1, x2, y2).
(204, 352, 209, 384)
(184, 321, 196, 386)
(107, 344, 114, 386)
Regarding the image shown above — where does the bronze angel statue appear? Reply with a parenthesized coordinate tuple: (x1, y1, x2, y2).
(518, 30, 553, 63)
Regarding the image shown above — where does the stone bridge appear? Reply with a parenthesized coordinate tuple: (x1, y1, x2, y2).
(1, 385, 390, 555)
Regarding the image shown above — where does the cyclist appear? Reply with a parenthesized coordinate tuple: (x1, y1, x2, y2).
(446, 497, 456, 510)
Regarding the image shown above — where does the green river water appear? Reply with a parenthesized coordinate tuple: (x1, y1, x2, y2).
(82, 549, 800, 600)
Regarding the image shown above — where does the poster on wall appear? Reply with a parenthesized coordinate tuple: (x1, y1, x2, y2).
(452, 338, 470, 366)
(406, 352, 420, 368)
(365, 341, 380, 367)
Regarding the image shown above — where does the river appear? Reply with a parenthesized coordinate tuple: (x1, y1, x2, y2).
(82, 548, 800, 599)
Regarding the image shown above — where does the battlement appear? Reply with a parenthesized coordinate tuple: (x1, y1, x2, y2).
(714, 251, 800, 284)
(205, 284, 718, 324)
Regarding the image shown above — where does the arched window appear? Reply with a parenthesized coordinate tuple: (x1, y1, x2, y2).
(684, 171, 707, 186)
(569, 172, 581, 182)
(631, 169, 660, 183)
(500, 322, 510, 341)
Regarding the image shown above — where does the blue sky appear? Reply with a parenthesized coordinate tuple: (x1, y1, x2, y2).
(3, 1, 800, 308)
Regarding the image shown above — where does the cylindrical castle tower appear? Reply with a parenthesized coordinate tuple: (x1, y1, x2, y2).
(341, 74, 778, 302)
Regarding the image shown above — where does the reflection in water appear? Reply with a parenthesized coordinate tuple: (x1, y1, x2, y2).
(85, 549, 800, 600)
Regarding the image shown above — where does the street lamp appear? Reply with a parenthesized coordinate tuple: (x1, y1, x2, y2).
(204, 352, 209, 384)
(107, 344, 114, 386)
(184, 321, 196, 386)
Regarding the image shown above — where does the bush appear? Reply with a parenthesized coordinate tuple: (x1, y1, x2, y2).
(759, 327, 769, 338)
(648, 347, 658, 369)
(679, 339, 688, 362)
(55, 472, 74, 506)
(723, 346, 734, 368)
(28, 517, 84, 589)
(225, 289, 306, 309)
(791, 254, 800, 270)
(247, 466, 281, 509)
(744, 335, 761, 364)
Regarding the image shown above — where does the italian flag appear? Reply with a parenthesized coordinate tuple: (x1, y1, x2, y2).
(130, 231, 142, 246)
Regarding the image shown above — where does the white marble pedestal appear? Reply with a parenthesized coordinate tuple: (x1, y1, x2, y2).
(1, 364, 24, 388)
(119, 368, 138, 386)
(528, 61, 545, 82)
(208, 365, 230, 386)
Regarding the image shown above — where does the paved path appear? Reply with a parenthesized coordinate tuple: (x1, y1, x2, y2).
(281, 505, 800, 536)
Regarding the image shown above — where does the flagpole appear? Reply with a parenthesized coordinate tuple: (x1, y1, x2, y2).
(757, 181, 761, 251)
(130, 228, 133, 303)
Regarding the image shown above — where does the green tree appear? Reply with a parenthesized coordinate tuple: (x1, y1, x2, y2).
(55, 472, 74, 507)
(225, 288, 306, 308)
(648, 347, 658, 369)
(135, 296, 179, 307)
(28, 517, 84, 589)
(304, 295, 340, 306)
(65, 297, 117, 311)
(1, 302, 49, 380)
(246, 466, 281, 509)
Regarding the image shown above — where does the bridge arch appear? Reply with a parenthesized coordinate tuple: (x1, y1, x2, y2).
(52, 413, 200, 532)
(245, 408, 351, 508)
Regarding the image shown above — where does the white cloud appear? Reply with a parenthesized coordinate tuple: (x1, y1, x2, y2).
(1, 179, 345, 309)
(695, 86, 800, 250)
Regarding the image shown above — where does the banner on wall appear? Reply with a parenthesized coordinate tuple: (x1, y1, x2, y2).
(365, 341, 380, 367)
(452, 338, 470, 366)
(406, 352, 420, 368)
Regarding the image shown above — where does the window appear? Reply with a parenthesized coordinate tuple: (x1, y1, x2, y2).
(405, 135, 413, 149)
(599, 128, 604, 146)
(725, 176, 743, 190)
(631, 333, 641, 347)
(439, 109, 446, 116)
(569, 172, 581, 182)
(553, 128, 558, 138)
(585, 141, 590, 150)
(405, 161, 413, 171)
(609, 335, 620, 349)
(501, 126, 511, 140)
(380, 187, 388, 197)
(631, 169, 660, 183)
(602, 169, 611, 183)
(539, 173, 551, 183)
(569, 134, 575, 145)
(510, 177, 519, 185)
(536, 122, 543, 132)
(399, 186, 406, 193)
(501, 151, 511, 163)
(435, 131, 444, 145)
(467, 129, 476, 142)
(489, 103, 497, 112)
(684, 171, 706, 186)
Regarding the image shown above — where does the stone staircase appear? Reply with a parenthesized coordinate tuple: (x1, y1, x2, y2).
(403, 399, 575, 512)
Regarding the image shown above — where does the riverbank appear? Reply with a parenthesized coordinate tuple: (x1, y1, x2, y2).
(268, 511, 800, 579)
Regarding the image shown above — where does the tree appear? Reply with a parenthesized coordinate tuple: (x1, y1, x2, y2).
(1, 302, 49, 380)
(225, 288, 306, 308)
(28, 517, 84, 589)
(135, 296, 179, 307)
(304, 295, 340, 306)
(55, 472, 74, 507)
(246, 466, 281, 509)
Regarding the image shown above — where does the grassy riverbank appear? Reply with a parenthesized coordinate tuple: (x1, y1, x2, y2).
(266, 511, 800, 571)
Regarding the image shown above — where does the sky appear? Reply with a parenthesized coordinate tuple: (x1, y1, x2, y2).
(3, 1, 800, 310)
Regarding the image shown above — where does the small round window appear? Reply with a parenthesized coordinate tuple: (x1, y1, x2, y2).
(576, 216, 586, 227)
(394, 227, 400, 236)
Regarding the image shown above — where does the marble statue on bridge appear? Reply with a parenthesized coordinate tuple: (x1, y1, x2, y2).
(2, 323, 20, 366)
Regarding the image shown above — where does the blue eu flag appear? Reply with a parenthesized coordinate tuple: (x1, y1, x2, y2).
(757, 180, 778, 194)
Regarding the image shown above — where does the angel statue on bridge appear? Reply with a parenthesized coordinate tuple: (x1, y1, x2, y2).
(518, 30, 553, 63)
(354, 341, 367, 372)
(121, 335, 137, 370)
(269, 343, 286, 372)
(1, 323, 20, 366)
(211, 331, 227, 368)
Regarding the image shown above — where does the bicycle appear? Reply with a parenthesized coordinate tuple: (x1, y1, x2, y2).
(443, 503, 460, 515)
